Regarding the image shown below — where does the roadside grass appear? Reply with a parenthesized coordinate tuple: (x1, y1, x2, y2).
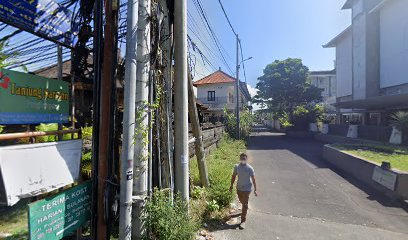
(332, 143, 408, 172)
(190, 135, 247, 228)
(0, 200, 28, 238)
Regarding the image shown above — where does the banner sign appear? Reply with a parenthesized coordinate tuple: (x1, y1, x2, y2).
(0, 0, 79, 47)
(28, 181, 91, 240)
(0, 68, 69, 124)
(0, 140, 82, 206)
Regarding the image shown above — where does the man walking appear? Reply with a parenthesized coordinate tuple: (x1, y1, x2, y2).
(229, 153, 257, 229)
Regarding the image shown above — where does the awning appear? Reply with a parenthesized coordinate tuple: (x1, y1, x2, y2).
(335, 93, 408, 110)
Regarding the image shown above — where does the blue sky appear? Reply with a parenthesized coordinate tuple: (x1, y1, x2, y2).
(188, 0, 351, 95)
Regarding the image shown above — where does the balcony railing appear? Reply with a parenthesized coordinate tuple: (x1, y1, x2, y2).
(197, 97, 248, 110)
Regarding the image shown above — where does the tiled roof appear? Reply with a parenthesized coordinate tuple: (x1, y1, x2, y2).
(193, 70, 236, 86)
(193, 70, 251, 101)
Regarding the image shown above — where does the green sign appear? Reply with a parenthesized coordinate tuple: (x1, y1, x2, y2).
(0, 68, 69, 124)
(28, 181, 91, 240)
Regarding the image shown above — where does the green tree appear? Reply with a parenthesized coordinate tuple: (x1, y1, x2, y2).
(255, 58, 322, 113)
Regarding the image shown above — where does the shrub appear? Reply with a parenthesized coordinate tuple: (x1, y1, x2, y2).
(278, 111, 292, 129)
(81, 152, 92, 178)
(223, 106, 253, 139)
(191, 186, 205, 199)
(206, 200, 220, 213)
(142, 189, 198, 240)
(0, 125, 4, 134)
(191, 136, 245, 210)
(289, 104, 324, 131)
(81, 126, 93, 139)
(35, 123, 58, 142)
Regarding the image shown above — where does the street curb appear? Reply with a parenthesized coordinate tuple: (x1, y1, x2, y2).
(322, 145, 408, 202)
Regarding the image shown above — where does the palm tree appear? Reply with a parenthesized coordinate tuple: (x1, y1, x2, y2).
(0, 40, 27, 70)
(390, 111, 408, 131)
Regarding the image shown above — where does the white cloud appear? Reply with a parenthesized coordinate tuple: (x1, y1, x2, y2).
(246, 84, 258, 98)
(246, 84, 262, 111)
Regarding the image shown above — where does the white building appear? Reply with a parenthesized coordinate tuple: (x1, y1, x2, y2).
(193, 70, 251, 117)
(324, 0, 408, 125)
(309, 70, 337, 106)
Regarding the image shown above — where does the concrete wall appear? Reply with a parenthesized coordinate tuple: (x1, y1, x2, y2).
(380, 0, 408, 89)
(336, 30, 353, 97)
(322, 145, 408, 200)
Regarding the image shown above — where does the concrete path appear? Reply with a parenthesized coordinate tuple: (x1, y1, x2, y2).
(212, 126, 408, 240)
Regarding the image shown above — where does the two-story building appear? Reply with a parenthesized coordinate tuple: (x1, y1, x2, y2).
(324, 0, 408, 125)
(193, 70, 251, 120)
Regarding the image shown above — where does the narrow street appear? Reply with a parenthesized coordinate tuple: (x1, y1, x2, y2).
(213, 126, 408, 240)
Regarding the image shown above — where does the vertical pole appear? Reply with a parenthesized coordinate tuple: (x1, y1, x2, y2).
(91, 1, 103, 239)
(96, 0, 118, 238)
(236, 35, 240, 139)
(119, 0, 138, 238)
(159, 0, 174, 198)
(132, 0, 150, 237)
(57, 45, 63, 140)
(174, 0, 189, 201)
(187, 71, 209, 187)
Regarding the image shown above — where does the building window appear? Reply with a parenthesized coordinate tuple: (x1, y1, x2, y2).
(229, 92, 234, 103)
(207, 91, 215, 101)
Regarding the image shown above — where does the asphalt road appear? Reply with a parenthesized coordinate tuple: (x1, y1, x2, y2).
(212, 126, 408, 240)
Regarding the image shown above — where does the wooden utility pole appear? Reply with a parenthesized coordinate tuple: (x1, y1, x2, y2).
(187, 71, 209, 187)
(96, 0, 119, 239)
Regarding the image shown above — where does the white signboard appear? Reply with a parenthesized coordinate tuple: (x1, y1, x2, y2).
(372, 166, 397, 191)
(0, 140, 83, 206)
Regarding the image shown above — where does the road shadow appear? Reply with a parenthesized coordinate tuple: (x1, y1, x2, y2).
(248, 126, 408, 213)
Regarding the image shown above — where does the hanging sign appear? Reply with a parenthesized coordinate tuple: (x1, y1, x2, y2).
(0, 0, 79, 47)
(28, 181, 91, 240)
(0, 68, 69, 124)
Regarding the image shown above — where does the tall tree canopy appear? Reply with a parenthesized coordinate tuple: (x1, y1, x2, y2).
(255, 58, 322, 112)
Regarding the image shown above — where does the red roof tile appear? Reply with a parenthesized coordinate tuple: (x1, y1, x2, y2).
(193, 70, 252, 100)
(193, 70, 236, 86)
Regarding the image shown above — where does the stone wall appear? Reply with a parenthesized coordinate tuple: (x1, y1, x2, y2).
(188, 123, 224, 158)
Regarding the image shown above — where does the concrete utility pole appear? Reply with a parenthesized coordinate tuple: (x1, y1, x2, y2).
(132, 0, 150, 237)
(174, 0, 189, 201)
(119, 0, 138, 238)
(236, 35, 240, 139)
(187, 71, 209, 187)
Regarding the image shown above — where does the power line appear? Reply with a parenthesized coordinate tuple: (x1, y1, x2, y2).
(192, 0, 234, 74)
(217, 0, 237, 36)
